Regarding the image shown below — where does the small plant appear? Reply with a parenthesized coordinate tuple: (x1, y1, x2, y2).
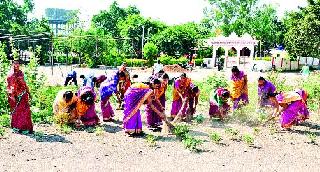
(60, 125, 72, 134)
(33, 131, 45, 141)
(242, 134, 254, 146)
(253, 127, 261, 136)
(268, 124, 277, 135)
(145, 134, 157, 147)
(0, 114, 10, 128)
(194, 114, 205, 124)
(173, 124, 190, 140)
(182, 134, 203, 152)
(210, 131, 222, 144)
(86, 126, 96, 133)
(94, 127, 105, 136)
(225, 128, 240, 140)
(0, 127, 6, 137)
(307, 133, 317, 144)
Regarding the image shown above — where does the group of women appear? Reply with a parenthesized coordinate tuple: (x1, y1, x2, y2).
(6, 60, 310, 135)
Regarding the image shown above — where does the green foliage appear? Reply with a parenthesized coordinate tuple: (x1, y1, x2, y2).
(266, 71, 293, 92)
(124, 59, 147, 67)
(158, 55, 188, 65)
(145, 134, 157, 147)
(143, 42, 158, 65)
(173, 124, 190, 140)
(0, 43, 10, 115)
(182, 134, 203, 152)
(302, 73, 320, 111)
(307, 133, 317, 144)
(242, 134, 254, 146)
(0, 127, 6, 137)
(210, 131, 222, 144)
(94, 127, 105, 136)
(194, 114, 205, 124)
(60, 125, 72, 134)
(225, 128, 240, 140)
(284, 1, 320, 58)
(195, 59, 204, 66)
(0, 114, 10, 128)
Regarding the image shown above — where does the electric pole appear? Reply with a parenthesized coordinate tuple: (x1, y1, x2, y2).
(142, 26, 145, 59)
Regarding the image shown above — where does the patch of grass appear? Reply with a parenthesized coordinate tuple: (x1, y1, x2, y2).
(173, 124, 190, 140)
(0, 114, 10, 128)
(210, 131, 222, 144)
(60, 125, 72, 134)
(225, 128, 240, 141)
(242, 134, 254, 146)
(0, 127, 6, 137)
(194, 114, 205, 124)
(182, 134, 203, 152)
(94, 127, 105, 136)
(307, 133, 317, 144)
(145, 134, 157, 147)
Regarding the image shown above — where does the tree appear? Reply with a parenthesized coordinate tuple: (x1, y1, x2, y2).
(143, 42, 158, 65)
(284, 0, 320, 58)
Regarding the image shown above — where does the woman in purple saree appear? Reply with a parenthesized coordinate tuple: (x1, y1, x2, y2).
(123, 82, 166, 136)
(99, 72, 119, 122)
(77, 86, 100, 126)
(269, 90, 309, 129)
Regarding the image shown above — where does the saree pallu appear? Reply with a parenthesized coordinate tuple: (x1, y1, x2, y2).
(99, 73, 119, 121)
(280, 100, 309, 128)
(7, 70, 33, 132)
(123, 83, 152, 134)
(77, 87, 99, 126)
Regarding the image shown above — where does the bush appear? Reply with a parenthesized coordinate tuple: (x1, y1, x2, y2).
(194, 114, 205, 124)
(124, 59, 147, 67)
(242, 134, 254, 146)
(210, 132, 222, 144)
(182, 134, 203, 152)
(173, 124, 190, 140)
(143, 42, 158, 66)
(159, 55, 188, 65)
(302, 73, 320, 111)
(195, 59, 203, 66)
(0, 114, 10, 128)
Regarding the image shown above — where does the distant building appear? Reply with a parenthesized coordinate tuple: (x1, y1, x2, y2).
(45, 8, 77, 36)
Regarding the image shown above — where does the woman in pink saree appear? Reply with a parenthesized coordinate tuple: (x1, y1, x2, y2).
(269, 89, 309, 129)
(7, 60, 33, 133)
(123, 82, 166, 136)
(77, 86, 100, 126)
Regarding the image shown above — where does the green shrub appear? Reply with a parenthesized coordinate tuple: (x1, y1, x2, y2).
(143, 42, 158, 66)
(145, 134, 157, 147)
(0, 114, 10, 128)
(159, 55, 188, 65)
(173, 124, 190, 140)
(60, 125, 72, 134)
(195, 59, 203, 66)
(182, 134, 203, 152)
(302, 73, 320, 111)
(159, 55, 172, 65)
(194, 114, 205, 124)
(225, 128, 240, 140)
(242, 134, 254, 146)
(210, 131, 222, 144)
(124, 59, 147, 67)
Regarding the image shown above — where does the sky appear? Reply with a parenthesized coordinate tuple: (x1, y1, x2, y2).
(25, 0, 308, 25)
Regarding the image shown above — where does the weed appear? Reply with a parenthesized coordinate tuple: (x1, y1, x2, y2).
(182, 134, 203, 152)
(242, 134, 254, 146)
(60, 125, 72, 134)
(0, 127, 6, 137)
(210, 131, 222, 144)
(146, 134, 157, 147)
(173, 124, 190, 140)
(0, 114, 10, 128)
(225, 128, 240, 140)
(307, 133, 317, 144)
(94, 127, 105, 136)
(194, 114, 205, 124)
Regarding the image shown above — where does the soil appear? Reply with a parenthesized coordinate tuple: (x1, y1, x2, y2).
(1, 67, 319, 172)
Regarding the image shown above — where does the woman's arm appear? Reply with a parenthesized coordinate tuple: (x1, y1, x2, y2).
(147, 97, 166, 119)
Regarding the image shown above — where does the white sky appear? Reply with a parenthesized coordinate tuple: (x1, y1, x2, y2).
(26, 0, 308, 25)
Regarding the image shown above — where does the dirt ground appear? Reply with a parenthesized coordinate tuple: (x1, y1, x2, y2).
(1, 67, 319, 172)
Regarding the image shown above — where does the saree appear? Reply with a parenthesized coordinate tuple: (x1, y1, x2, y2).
(209, 88, 230, 118)
(230, 71, 248, 110)
(77, 86, 99, 126)
(53, 90, 78, 124)
(99, 72, 119, 121)
(7, 68, 33, 132)
(276, 91, 309, 128)
(258, 80, 276, 107)
(170, 78, 191, 118)
(123, 83, 153, 134)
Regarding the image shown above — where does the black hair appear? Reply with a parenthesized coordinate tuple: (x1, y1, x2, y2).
(92, 77, 97, 82)
(221, 90, 230, 98)
(80, 75, 85, 79)
(119, 71, 125, 78)
(266, 92, 280, 98)
(258, 77, 266, 81)
(132, 74, 138, 78)
(153, 78, 161, 85)
(180, 73, 187, 78)
(231, 66, 240, 73)
(81, 92, 94, 105)
(162, 73, 169, 79)
(157, 59, 160, 63)
(63, 91, 73, 101)
(192, 86, 199, 93)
